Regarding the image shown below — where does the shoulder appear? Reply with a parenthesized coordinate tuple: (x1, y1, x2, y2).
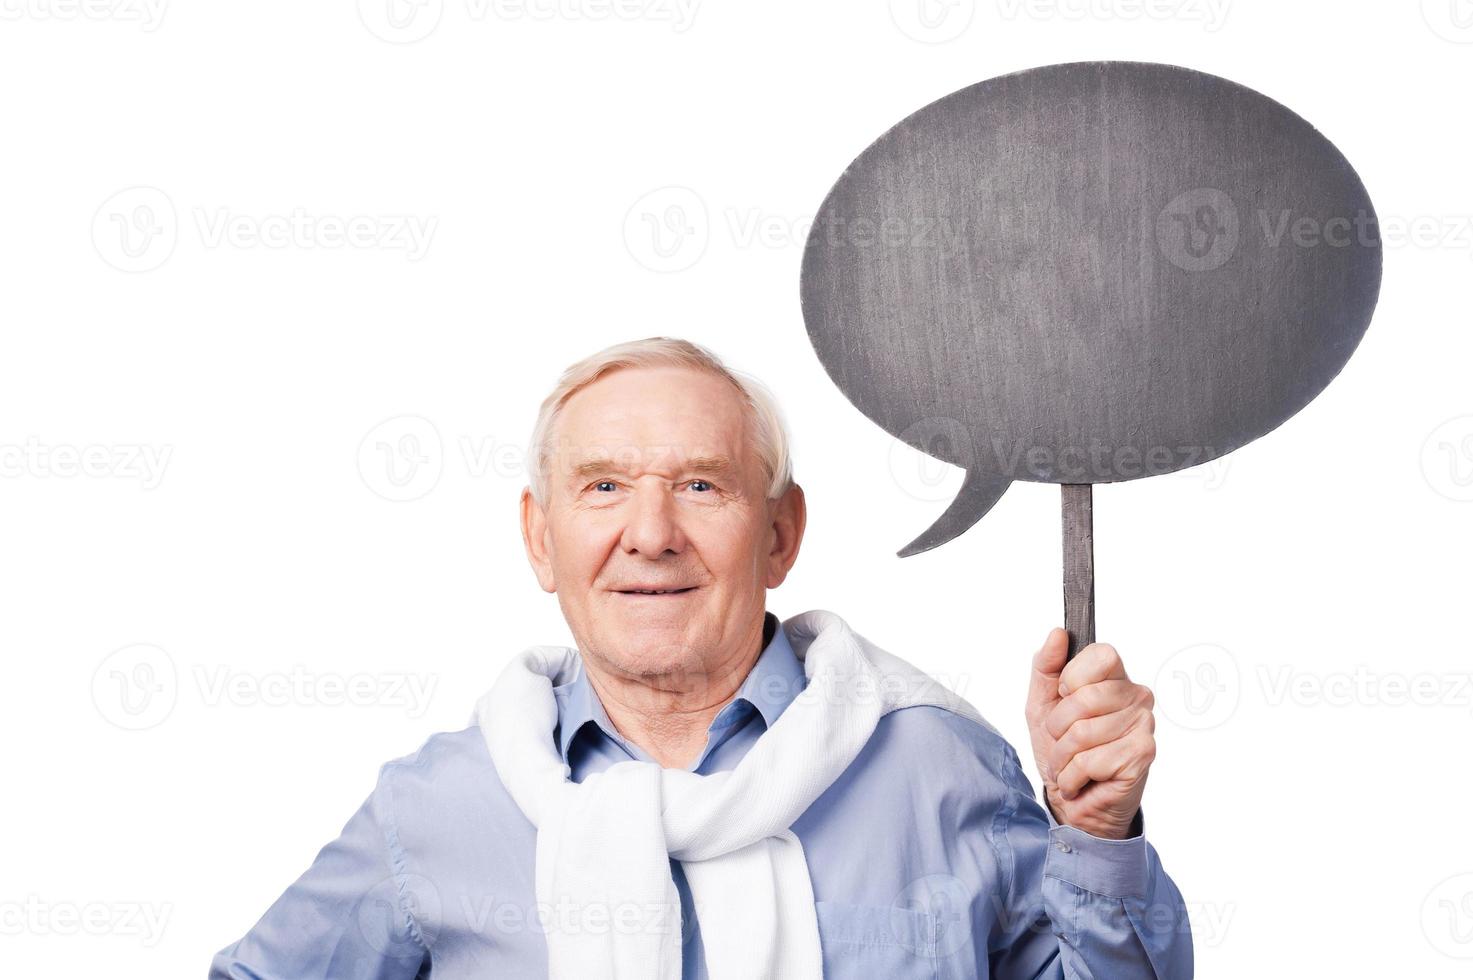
(371, 724, 523, 831)
(868, 704, 1036, 801)
(380, 724, 490, 780)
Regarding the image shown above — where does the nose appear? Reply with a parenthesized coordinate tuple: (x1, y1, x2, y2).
(619, 479, 687, 557)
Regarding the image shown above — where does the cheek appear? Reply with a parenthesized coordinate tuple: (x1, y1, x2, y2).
(697, 516, 769, 578)
(549, 520, 619, 584)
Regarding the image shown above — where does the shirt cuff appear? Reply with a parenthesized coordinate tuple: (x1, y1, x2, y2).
(1042, 801, 1149, 900)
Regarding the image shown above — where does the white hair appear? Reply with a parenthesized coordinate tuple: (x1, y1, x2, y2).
(527, 336, 794, 505)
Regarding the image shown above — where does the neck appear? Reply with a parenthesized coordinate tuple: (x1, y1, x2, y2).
(585, 614, 769, 769)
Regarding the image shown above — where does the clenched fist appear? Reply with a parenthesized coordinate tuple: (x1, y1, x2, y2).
(1025, 628, 1156, 840)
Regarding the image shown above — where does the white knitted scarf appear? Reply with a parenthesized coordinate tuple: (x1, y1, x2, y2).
(474, 609, 984, 979)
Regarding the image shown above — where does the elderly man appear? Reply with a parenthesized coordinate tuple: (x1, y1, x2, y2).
(211, 337, 1193, 978)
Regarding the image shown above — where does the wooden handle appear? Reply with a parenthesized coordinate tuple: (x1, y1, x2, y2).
(1061, 484, 1095, 661)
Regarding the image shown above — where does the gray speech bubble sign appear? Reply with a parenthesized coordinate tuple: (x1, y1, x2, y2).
(800, 61, 1382, 558)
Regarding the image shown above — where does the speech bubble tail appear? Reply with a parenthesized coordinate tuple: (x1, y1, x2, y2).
(897, 469, 1012, 558)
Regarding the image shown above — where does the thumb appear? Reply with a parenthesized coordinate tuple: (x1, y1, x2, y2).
(1026, 628, 1070, 713)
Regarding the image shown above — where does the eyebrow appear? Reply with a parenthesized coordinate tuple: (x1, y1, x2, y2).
(567, 453, 738, 485)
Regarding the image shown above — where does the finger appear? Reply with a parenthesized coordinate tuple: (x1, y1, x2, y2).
(1058, 642, 1127, 697)
(1055, 731, 1154, 800)
(1027, 628, 1071, 714)
(1045, 680, 1151, 740)
(1049, 704, 1154, 780)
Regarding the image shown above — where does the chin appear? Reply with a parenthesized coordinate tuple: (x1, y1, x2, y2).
(605, 628, 703, 671)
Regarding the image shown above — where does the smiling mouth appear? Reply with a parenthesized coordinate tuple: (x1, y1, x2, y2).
(614, 587, 698, 596)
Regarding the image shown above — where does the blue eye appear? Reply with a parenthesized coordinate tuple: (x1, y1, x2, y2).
(689, 480, 713, 492)
(594, 481, 617, 492)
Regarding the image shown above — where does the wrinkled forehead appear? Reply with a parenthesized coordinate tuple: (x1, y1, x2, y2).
(548, 367, 763, 486)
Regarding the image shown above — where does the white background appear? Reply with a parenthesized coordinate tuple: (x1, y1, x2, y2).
(2, 0, 1470, 975)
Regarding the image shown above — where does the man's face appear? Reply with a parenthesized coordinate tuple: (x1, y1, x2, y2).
(521, 365, 804, 684)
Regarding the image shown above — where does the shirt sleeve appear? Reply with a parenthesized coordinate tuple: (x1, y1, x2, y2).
(208, 764, 431, 979)
(987, 742, 1194, 980)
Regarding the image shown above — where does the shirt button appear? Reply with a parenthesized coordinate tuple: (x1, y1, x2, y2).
(1056, 840, 1073, 853)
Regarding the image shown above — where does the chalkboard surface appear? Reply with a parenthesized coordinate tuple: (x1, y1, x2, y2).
(800, 61, 1382, 559)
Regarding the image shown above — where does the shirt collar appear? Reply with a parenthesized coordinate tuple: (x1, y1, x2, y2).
(554, 610, 807, 763)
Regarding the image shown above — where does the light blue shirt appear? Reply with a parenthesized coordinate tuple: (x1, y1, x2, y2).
(211, 611, 1193, 978)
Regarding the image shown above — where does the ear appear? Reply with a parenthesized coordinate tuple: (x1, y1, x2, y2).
(521, 486, 557, 593)
(764, 483, 806, 589)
